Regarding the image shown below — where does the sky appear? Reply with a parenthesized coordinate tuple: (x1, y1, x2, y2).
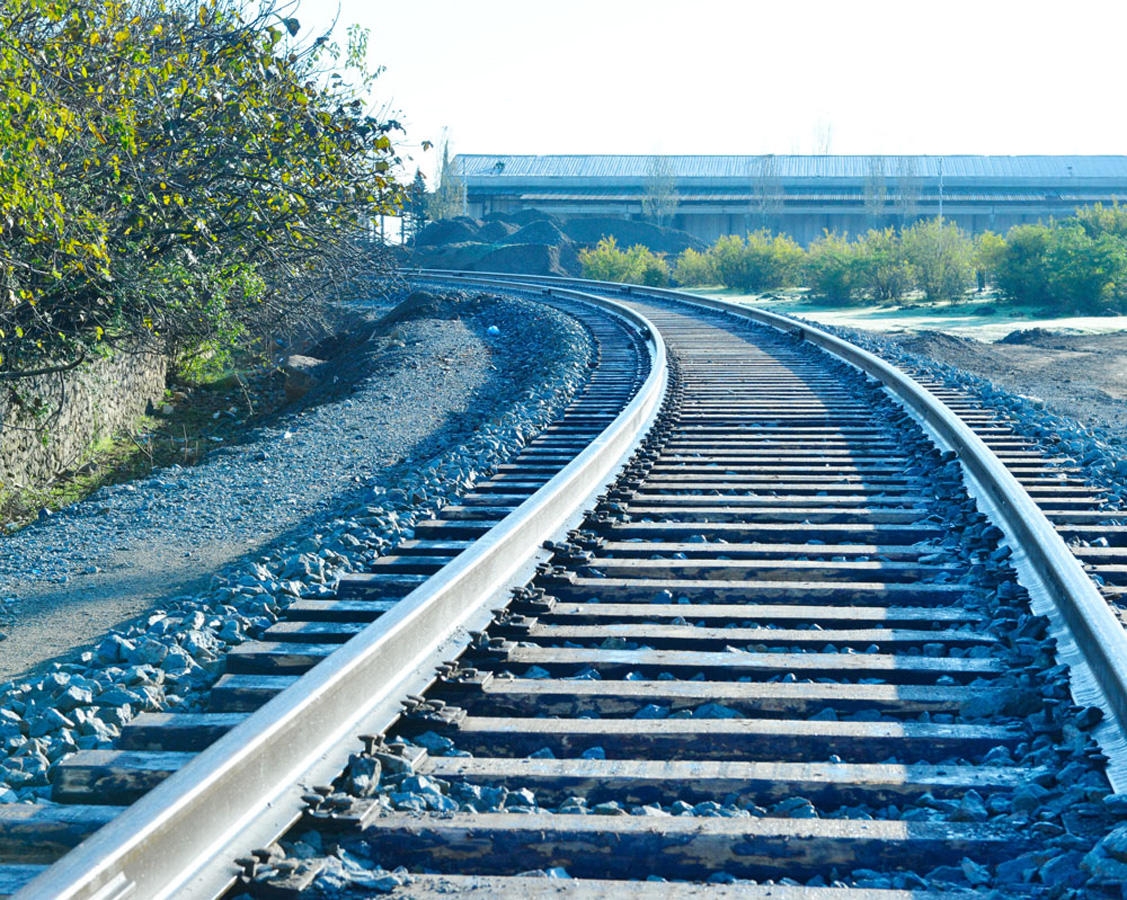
(292, 0, 1127, 181)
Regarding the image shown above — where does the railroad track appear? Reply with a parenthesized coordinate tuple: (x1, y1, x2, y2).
(6, 278, 1127, 897)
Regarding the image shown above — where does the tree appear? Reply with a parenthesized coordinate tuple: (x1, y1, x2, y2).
(751, 155, 784, 229)
(1045, 224, 1127, 314)
(709, 230, 804, 293)
(973, 231, 1007, 292)
(428, 140, 465, 221)
(994, 223, 1053, 305)
(1071, 201, 1127, 240)
(894, 156, 921, 226)
(403, 170, 429, 245)
(863, 157, 887, 226)
(641, 156, 678, 227)
(901, 219, 974, 302)
(0, 0, 405, 376)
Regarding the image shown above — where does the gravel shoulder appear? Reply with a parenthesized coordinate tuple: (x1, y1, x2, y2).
(0, 289, 590, 682)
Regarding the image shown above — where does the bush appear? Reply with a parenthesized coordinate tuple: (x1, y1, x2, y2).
(709, 230, 805, 293)
(855, 229, 912, 302)
(804, 231, 861, 304)
(672, 248, 716, 286)
(901, 219, 974, 302)
(994, 224, 1053, 305)
(578, 237, 669, 285)
(1045, 224, 1127, 314)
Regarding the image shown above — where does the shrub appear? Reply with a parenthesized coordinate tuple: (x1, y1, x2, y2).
(709, 230, 805, 293)
(579, 237, 668, 285)
(1045, 224, 1127, 314)
(994, 224, 1053, 305)
(804, 231, 861, 305)
(901, 219, 974, 302)
(855, 228, 912, 302)
(672, 248, 716, 286)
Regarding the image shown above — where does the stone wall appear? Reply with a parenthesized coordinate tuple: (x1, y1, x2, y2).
(1, 350, 167, 495)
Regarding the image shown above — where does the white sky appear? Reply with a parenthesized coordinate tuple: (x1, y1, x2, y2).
(292, 0, 1127, 181)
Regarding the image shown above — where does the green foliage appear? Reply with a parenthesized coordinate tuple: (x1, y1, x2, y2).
(804, 231, 861, 305)
(1071, 201, 1127, 240)
(855, 228, 911, 302)
(578, 237, 669, 286)
(672, 247, 715, 286)
(0, 0, 405, 376)
(709, 230, 804, 293)
(1044, 224, 1127, 314)
(973, 231, 1007, 290)
(993, 224, 1053, 305)
(678, 204, 1127, 315)
(900, 219, 974, 302)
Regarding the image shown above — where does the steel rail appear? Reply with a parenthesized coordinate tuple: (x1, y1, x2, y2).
(16, 290, 666, 900)
(433, 270, 1127, 786)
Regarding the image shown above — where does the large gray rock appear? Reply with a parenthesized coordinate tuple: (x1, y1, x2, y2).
(282, 355, 326, 402)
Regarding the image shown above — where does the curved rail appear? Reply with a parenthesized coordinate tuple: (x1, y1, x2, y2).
(18, 270, 1127, 896)
(16, 290, 665, 899)
(432, 270, 1127, 787)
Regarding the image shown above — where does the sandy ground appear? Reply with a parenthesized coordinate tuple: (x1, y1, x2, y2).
(885, 329, 1127, 437)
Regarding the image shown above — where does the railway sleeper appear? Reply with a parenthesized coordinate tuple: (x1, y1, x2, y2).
(543, 576, 971, 607)
(431, 671, 1032, 720)
(559, 558, 965, 583)
(0, 803, 122, 864)
(587, 540, 952, 562)
(323, 812, 1024, 883)
(209, 673, 298, 711)
(509, 598, 986, 628)
(465, 645, 1008, 685)
(391, 711, 1022, 764)
(487, 621, 998, 654)
(592, 522, 948, 545)
(248, 873, 983, 898)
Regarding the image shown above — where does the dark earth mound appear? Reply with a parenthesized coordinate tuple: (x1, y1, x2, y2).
(408, 209, 702, 278)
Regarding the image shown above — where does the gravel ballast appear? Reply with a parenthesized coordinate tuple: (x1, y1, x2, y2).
(0, 287, 594, 801)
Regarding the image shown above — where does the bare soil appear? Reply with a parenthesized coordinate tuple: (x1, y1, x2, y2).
(883, 329, 1127, 438)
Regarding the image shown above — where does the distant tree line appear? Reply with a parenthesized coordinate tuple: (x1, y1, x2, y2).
(580, 203, 1127, 314)
(0, 0, 405, 377)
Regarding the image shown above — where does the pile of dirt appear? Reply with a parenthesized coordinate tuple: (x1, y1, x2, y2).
(408, 209, 702, 277)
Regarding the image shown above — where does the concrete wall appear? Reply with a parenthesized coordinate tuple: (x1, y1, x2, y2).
(1, 349, 167, 495)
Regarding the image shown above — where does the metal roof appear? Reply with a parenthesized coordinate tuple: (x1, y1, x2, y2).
(454, 154, 1127, 182)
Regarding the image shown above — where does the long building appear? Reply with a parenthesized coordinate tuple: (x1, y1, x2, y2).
(452, 154, 1127, 245)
